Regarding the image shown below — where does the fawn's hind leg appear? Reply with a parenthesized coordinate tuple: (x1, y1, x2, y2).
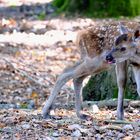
(73, 76, 87, 119)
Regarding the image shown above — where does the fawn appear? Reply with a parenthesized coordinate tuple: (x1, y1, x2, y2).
(106, 24, 140, 119)
(43, 21, 140, 120)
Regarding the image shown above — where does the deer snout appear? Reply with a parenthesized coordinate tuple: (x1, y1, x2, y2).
(106, 54, 116, 64)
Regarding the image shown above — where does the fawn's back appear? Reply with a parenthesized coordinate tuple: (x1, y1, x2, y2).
(77, 21, 140, 58)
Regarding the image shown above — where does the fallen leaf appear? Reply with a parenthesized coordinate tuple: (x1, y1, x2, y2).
(0, 122, 6, 128)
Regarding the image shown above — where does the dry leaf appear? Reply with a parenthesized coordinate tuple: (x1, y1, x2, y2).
(0, 122, 6, 128)
(30, 91, 38, 99)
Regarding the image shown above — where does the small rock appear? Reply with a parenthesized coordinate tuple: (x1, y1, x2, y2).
(68, 124, 88, 133)
(117, 133, 125, 139)
(133, 109, 139, 113)
(68, 124, 82, 130)
(44, 137, 52, 140)
(26, 87, 33, 95)
(14, 96, 22, 101)
(123, 124, 133, 130)
(22, 124, 30, 129)
(95, 134, 101, 140)
(107, 130, 114, 137)
(71, 129, 81, 137)
(92, 104, 99, 113)
(52, 132, 59, 137)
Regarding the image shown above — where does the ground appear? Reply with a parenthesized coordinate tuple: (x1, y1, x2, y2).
(0, 0, 140, 139)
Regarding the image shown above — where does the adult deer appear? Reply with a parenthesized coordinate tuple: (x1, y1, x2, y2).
(43, 22, 140, 120)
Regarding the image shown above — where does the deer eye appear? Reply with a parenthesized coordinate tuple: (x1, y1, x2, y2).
(120, 47, 126, 52)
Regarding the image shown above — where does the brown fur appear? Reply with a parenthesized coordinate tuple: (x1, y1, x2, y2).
(77, 21, 140, 58)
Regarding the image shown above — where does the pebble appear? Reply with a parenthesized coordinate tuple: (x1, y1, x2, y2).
(68, 124, 82, 130)
(71, 130, 81, 137)
(123, 124, 133, 130)
(22, 124, 30, 129)
(52, 132, 59, 137)
(92, 104, 99, 113)
(117, 133, 125, 139)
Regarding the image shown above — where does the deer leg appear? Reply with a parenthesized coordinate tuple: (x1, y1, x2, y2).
(132, 65, 140, 96)
(42, 56, 105, 119)
(73, 76, 88, 119)
(116, 61, 127, 120)
(73, 61, 109, 119)
(42, 71, 73, 118)
(42, 61, 89, 119)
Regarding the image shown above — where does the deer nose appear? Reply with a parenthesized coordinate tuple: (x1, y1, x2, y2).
(106, 54, 114, 62)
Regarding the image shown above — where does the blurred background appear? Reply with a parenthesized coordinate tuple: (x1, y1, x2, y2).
(52, 0, 140, 17)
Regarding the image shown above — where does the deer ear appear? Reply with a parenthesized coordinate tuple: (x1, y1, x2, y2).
(115, 34, 128, 46)
(134, 30, 140, 39)
(119, 24, 128, 34)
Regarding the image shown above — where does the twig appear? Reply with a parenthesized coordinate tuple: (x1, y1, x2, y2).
(104, 119, 140, 126)
(99, 125, 122, 131)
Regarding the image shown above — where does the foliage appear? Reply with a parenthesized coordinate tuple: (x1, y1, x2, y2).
(52, 0, 140, 17)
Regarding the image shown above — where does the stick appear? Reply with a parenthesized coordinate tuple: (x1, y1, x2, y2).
(104, 119, 140, 126)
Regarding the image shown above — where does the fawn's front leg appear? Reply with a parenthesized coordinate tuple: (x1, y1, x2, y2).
(116, 61, 127, 120)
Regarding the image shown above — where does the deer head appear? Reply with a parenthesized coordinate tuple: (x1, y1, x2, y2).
(106, 25, 140, 64)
